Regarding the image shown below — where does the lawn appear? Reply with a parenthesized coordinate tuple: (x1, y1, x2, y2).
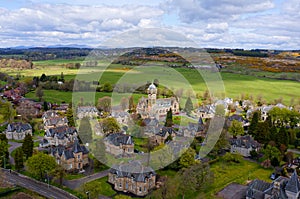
(173, 115, 198, 126)
(77, 176, 116, 197)
(25, 89, 145, 104)
(203, 158, 273, 199)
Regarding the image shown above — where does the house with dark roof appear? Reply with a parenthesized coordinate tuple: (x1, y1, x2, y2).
(104, 133, 134, 157)
(76, 106, 99, 119)
(108, 161, 156, 196)
(246, 170, 300, 199)
(111, 111, 130, 126)
(43, 116, 68, 130)
(230, 135, 261, 157)
(5, 122, 32, 140)
(153, 126, 176, 144)
(50, 140, 89, 172)
(40, 126, 78, 147)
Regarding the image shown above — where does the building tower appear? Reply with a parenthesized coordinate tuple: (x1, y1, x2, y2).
(147, 83, 157, 108)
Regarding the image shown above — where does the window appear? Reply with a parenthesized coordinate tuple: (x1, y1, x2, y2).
(139, 187, 142, 192)
(144, 187, 146, 192)
(77, 154, 80, 159)
(119, 182, 122, 188)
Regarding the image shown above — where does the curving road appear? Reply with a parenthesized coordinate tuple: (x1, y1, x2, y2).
(8, 141, 22, 165)
(2, 168, 78, 199)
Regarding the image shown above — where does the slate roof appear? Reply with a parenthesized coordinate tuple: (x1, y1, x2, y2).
(105, 133, 133, 146)
(230, 135, 260, 149)
(6, 122, 32, 133)
(47, 126, 77, 139)
(228, 114, 245, 122)
(44, 116, 68, 126)
(156, 127, 175, 137)
(246, 172, 300, 199)
(110, 161, 156, 183)
(50, 140, 89, 160)
(42, 110, 58, 119)
(77, 106, 98, 113)
(285, 170, 300, 193)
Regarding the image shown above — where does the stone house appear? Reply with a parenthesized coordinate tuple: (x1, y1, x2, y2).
(40, 125, 78, 147)
(137, 83, 179, 119)
(111, 111, 130, 126)
(104, 133, 134, 157)
(5, 122, 32, 140)
(108, 161, 156, 197)
(230, 135, 261, 157)
(16, 98, 42, 118)
(246, 170, 300, 199)
(196, 105, 215, 119)
(43, 116, 68, 130)
(50, 140, 89, 172)
(152, 127, 176, 144)
(76, 106, 99, 119)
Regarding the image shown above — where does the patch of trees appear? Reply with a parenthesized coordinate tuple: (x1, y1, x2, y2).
(231, 50, 268, 57)
(0, 58, 33, 69)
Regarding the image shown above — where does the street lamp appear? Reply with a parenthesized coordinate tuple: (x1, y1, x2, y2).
(85, 191, 90, 199)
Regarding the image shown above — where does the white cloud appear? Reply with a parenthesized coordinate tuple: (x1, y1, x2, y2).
(0, 1, 299, 49)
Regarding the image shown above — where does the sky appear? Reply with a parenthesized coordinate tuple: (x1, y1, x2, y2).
(0, 0, 299, 49)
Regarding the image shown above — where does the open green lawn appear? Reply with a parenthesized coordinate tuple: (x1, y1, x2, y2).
(77, 176, 116, 197)
(173, 115, 198, 126)
(25, 90, 144, 104)
(203, 159, 273, 199)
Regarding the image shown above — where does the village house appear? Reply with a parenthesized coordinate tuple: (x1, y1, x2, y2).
(5, 122, 32, 140)
(50, 140, 89, 172)
(152, 126, 176, 144)
(16, 98, 42, 118)
(136, 83, 179, 119)
(40, 125, 78, 147)
(246, 170, 300, 199)
(76, 106, 99, 119)
(104, 133, 134, 157)
(230, 135, 261, 157)
(111, 111, 130, 126)
(108, 161, 156, 196)
(196, 104, 215, 119)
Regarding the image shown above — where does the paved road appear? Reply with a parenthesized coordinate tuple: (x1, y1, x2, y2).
(2, 168, 78, 199)
(8, 141, 22, 165)
(63, 169, 110, 189)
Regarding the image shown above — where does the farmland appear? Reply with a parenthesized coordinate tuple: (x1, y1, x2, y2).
(15, 58, 300, 105)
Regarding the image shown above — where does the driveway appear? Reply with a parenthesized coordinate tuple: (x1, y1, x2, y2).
(8, 141, 22, 165)
(63, 169, 110, 189)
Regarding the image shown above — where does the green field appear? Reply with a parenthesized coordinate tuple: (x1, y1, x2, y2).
(204, 159, 272, 198)
(3, 59, 300, 105)
(25, 89, 144, 104)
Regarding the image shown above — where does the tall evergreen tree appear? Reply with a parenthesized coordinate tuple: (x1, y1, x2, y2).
(22, 134, 34, 159)
(66, 103, 75, 127)
(14, 147, 24, 171)
(248, 111, 260, 135)
(165, 108, 173, 127)
(277, 126, 289, 147)
(184, 97, 193, 115)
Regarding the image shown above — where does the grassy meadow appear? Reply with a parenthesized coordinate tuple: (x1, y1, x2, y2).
(3, 59, 300, 105)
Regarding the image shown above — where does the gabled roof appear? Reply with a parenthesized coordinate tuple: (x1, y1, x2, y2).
(110, 161, 155, 183)
(230, 135, 260, 149)
(105, 133, 133, 146)
(7, 122, 32, 133)
(285, 170, 300, 193)
(50, 141, 89, 160)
